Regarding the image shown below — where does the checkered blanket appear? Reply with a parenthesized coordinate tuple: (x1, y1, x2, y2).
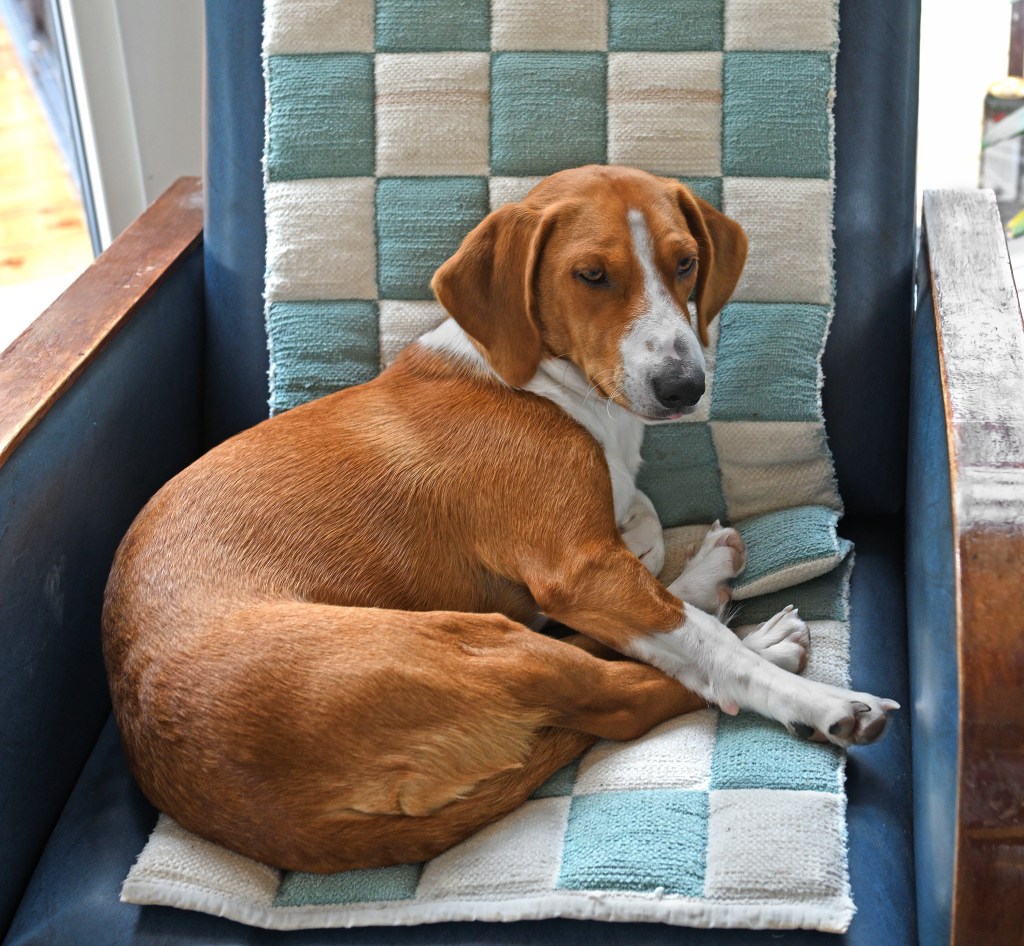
(121, 550, 855, 932)
(120, 0, 858, 932)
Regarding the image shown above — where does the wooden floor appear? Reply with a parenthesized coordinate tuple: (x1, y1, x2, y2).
(0, 12, 91, 289)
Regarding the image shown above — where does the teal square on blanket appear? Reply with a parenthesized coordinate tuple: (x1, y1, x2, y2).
(268, 301, 379, 412)
(723, 52, 832, 178)
(491, 53, 607, 175)
(736, 557, 852, 625)
(678, 176, 723, 209)
(710, 713, 843, 792)
(275, 863, 421, 906)
(266, 54, 374, 180)
(710, 303, 832, 422)
(376, 177, 490, 299)
(732, 506, 852, 599)
(609, 0, 724, 51)
(639, 422, 726, 528)
(558, 790, 708, 895)
(376, 0, 490, 52)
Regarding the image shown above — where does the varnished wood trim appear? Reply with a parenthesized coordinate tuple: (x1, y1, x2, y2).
(0, 176, 203, 468)
(922, 188, 1024, 945)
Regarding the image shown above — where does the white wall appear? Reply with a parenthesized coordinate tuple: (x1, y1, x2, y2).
(58, 0, 203, 246)
(114, 0, 204, 205)
(917, 0, 1012, 193)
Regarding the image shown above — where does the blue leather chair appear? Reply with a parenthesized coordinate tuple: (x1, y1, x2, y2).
(2, 2, 1021, 944)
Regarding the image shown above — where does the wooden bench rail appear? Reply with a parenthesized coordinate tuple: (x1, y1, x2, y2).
(921, 189, 1024, 944)
(0, 177, 204, 468)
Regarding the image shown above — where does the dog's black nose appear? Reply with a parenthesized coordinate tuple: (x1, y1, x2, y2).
(652, 371, 705, 410)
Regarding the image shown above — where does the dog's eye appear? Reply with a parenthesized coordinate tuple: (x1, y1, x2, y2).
(577, 268, 608, 285)
(677, 257, 697, 277)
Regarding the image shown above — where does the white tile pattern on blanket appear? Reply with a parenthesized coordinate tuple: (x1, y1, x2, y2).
(724, 0, 839, 51)
(491, 0, 608, 51)
(374, 54, 491, 176)
(263, 0, 375, 54)
(704, 790, 848, 899)
(725, 177, 834, 305)
(573, 710, 720, 795)
(264, 178, 378, 302)
(607, 53, 724, 175)
(416, 797, 572, 898)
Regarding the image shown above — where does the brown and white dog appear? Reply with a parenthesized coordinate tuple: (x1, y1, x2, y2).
(103, 165, 898, 874)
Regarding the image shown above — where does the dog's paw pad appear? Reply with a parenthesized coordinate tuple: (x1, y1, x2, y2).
(817, 695, 899, 748)
(788, 721, 830, 743)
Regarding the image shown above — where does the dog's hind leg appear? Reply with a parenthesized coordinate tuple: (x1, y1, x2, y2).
(537, 632, 706, 740)
(306, 725, 599, 872)
(114, 600, 703, 873)
(278, 633, 705, 873)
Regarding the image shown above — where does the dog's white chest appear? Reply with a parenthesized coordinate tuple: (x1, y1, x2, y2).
(524, 360, 645, 525)
(419, 321, 646, 524)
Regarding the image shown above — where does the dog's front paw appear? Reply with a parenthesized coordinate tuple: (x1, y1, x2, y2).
(668, 521, 746, 613)
(741, 605, 808, 674)
(784, 686, 900, 748)
(619, 492, 665, 575)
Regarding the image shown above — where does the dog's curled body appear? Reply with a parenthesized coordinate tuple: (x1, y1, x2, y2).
(104, 344, 700, 871)
(104, 166, 897, 872)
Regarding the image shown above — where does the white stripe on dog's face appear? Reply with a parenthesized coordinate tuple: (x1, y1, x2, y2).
(619, 209, 706, 421)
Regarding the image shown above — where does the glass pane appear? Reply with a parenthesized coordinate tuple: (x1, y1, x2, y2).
(0, 0, 96, 351)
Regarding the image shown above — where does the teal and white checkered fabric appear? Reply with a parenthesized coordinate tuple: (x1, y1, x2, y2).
(261, 0, 841, 529)
(120, 0, 863, 933)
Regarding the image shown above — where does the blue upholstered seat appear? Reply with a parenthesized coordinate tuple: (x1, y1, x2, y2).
(1, 1, 937, 944)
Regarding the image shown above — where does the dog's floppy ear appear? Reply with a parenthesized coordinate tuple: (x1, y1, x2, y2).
(431, 202, 556, 387)
(673, 185, 748, 346)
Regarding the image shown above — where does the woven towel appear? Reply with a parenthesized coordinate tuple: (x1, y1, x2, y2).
(121, 0, 857, 933)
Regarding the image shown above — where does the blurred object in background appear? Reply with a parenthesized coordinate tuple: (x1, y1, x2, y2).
(975, 0, 1024, 248)
(980, 77, 1024, 224)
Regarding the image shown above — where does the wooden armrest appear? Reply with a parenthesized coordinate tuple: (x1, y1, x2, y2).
(0, 177, 204, 468)
(921, 189, 1024, 944)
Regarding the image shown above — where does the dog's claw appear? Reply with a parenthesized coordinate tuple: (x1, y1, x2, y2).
(817, 694, 898, 747)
